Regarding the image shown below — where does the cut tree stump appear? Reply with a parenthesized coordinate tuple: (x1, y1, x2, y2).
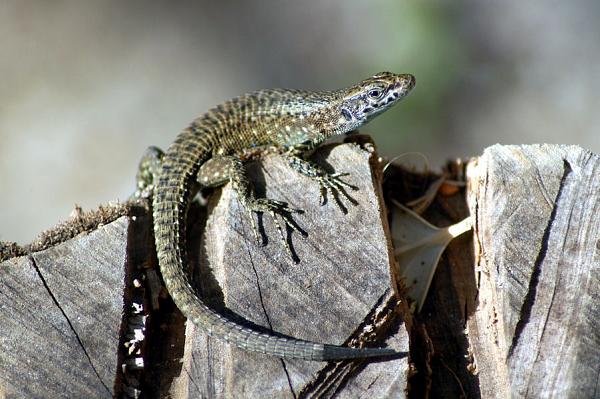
(0, 218, 129, 398)
(167, 140, 408, 398)
(1, 142, 598, 398)
(466, 144, 600, 398)
(0, 204, 151, 399)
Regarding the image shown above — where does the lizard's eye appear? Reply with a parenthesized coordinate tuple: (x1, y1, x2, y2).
(367, 88, 384, 99)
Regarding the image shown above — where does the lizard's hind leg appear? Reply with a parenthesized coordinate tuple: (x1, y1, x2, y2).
(131, 146, 164, 200)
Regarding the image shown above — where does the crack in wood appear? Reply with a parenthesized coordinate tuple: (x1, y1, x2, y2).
(181, 356, 203, 395)
(507, 159, 573, 360)
(297, 293, 406, 398)
(244, 238, 298, 397)
(29, 255, 112, 395)
(280, 359, 299, 399)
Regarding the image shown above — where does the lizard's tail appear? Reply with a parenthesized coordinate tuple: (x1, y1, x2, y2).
(322, 345, 402, 360)
(153, 133, 398, 361)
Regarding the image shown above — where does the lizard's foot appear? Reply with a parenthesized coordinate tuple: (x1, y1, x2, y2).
(245, 198, 307, 261)
(287, 154, 359, 214)
(131, 146, 164, 200)
(315, 172, 359, 213)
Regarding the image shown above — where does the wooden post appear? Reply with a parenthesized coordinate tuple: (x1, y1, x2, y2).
(1, 143, 598, 398)
(466, 144, 600, 398)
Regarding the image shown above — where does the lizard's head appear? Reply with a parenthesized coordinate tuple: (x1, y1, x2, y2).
(273, 72, 415, 150)
(338, 72, 415, 132)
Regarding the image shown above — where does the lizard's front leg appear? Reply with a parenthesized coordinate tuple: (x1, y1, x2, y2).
(285, 151, 359, 214)
(198, 155, 306, 259)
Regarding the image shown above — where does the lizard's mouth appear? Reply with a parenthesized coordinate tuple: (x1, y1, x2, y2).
(394, 74, 416, 97)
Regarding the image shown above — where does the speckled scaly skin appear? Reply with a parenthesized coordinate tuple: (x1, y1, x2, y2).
(137, 72, 415, 360)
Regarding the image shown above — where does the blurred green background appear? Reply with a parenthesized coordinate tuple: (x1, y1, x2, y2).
(1, 1, 599, 242)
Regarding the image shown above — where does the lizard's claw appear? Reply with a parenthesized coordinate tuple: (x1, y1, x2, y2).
(286, 154, 359, 213)
(316, 172, 359, 213)
(245, 198, 307, 261)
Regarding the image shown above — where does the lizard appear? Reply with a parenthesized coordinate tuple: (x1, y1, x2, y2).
(134, 72, 416, 361)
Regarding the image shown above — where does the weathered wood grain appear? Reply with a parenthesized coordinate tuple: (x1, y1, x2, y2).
(167, 142, 409, 398)
(0, 217, 130, 398)
(466, 144, 600, 398)
(6, 143, 597, 398)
